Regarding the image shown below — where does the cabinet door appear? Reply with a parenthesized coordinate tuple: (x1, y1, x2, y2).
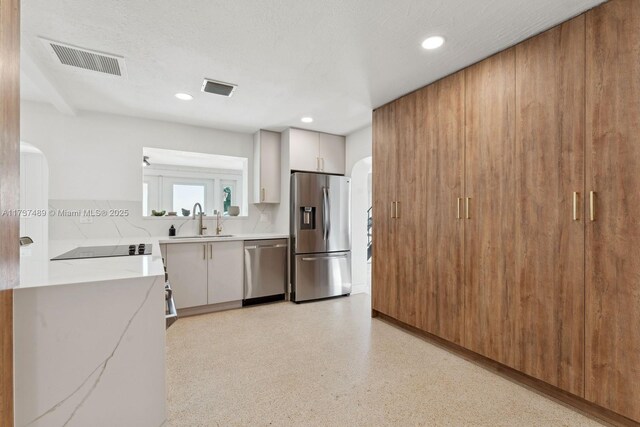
(586, 1, 640, 421)
(289, 128, 320, 172)
(464, 49, 517, 367)
(253, 130, 281, 203)
(422, 71, 465, 344)
(166, 243, 208, 309)
(395, 91, 421, 328)
(371, 102, 399, 318)
(208, 241, 244, 304)
(319, 133, 345, 175)
(514, 16, 585, 395)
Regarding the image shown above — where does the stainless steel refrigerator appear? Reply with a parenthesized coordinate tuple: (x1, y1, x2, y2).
(290, 172, 352, 302)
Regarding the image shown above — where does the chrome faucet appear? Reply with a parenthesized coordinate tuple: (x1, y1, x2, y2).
(192, 203, 207, 236)
(215, 210, 223, 235)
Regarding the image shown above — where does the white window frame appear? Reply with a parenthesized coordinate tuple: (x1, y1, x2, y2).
(143, 164, 244, 216)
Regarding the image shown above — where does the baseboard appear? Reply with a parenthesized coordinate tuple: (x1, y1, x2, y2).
(177, 300, 242, 317)
(372, 309, 639, 427)
(351, 283, 369, 295)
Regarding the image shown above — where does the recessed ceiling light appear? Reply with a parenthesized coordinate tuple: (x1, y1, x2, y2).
(301, 117, 313, 123)
(175, 93, 193, 101)
(422, 36, 445, 50)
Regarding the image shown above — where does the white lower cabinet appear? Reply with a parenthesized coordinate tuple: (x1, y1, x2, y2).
(165, 241, 243, 309)
(208, 241, 243, 304)
(166, 243, 208, 309)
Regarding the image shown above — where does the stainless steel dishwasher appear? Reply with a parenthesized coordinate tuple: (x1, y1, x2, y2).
(243, 239, 288, 305)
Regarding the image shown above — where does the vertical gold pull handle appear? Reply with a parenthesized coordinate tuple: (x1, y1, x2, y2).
(456, 198, 462, 219)
(203, 244, 206, 260)
(573, 192, 579, 221)
(590, 191, 596, 221)
(465, 198, 471, 219)
(209, 244, 213, 259)
(261, 188, 265, 202)
(395, 201, 400, 219)
(391, 202, 395, 219)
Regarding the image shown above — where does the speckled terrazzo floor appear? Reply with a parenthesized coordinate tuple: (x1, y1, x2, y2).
(166, 293, 603, 427)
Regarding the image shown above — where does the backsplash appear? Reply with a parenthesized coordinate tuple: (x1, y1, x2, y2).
(48, 199, 280, 240)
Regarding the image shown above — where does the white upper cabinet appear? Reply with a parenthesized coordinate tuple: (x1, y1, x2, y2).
(289, 128, 321, 172)
(253, 130, 281, 203)
(319, 133, 346, 175)
(288, 128, 345, 175)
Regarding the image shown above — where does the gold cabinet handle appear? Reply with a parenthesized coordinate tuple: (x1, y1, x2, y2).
(457, 197, 462, 219)
(203, 244, 206, 260)
(261, 188, 265, 202)
(209, 244, 213, 259)
(590, 191, 596, 221)
(465, 198, 471, 219)
(395, 201, 400, 219)
(573, 192, 579, 221)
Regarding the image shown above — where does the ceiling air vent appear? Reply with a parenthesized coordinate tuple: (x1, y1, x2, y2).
(201, 79, 237, 97)
(40, 38, 127, 77)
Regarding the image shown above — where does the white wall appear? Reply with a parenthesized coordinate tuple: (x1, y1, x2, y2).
(346, 125, 372, 176)
(19, 142, 49, 270)
(20, 101, 282, 239)
(21, 101, 254, 201)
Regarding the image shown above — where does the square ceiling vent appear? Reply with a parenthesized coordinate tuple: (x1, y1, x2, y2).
(201, 78, 237, 97)
(40, 38, 127, 78)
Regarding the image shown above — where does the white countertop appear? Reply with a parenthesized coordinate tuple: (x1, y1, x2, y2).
(18, 237, 166, 289)
(158, 233, 289, 244)
(18, 234, 289, 289)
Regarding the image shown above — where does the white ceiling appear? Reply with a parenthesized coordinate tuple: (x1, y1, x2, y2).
(21, 0, 605, 136)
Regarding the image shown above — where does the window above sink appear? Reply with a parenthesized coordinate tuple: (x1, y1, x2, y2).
(142, 147, 248, 218)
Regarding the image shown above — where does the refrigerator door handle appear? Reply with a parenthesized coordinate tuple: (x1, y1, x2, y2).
(302, 254, 348, 261)
(322, 186, 330, 240)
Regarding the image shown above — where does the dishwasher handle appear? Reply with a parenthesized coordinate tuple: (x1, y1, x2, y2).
(244, 244, 288, 250)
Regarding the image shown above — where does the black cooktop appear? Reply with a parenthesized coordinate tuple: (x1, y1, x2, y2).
(51, 244, 152, 261)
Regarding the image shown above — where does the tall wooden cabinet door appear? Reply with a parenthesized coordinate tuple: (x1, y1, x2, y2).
(586, 1, 640, 420)
(464, 49, 517, 367)
(372, 102, 399, 318)
(395, 91, 423, 328)
(514, 16, 585, 396)
(422, 72, 465, 344)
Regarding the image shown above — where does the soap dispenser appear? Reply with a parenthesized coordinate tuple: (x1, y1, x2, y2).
(169, 225, 176, 237)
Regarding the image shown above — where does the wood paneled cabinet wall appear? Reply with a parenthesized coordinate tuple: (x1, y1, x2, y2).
(372, 0, 640, 422)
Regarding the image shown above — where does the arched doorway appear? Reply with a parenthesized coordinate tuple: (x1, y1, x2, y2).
(350, 156, 372, 295)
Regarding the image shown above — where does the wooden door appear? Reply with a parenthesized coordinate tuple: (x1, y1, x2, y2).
(585, 0, 640, 420)
(0, 0, 19, 425)
(513, 16, 586, 396)
(371, 102, 399, 318)
(464, 49, 517, 367)
(421, 72, 465, 344)
(394, 91, 422, 328)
